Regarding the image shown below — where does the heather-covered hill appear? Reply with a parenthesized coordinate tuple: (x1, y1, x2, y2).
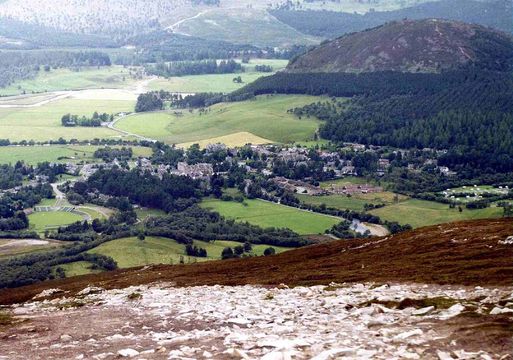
(287, 19, 513, 73)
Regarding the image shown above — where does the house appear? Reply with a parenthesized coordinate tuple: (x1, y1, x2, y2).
(172, 162, 214, 180)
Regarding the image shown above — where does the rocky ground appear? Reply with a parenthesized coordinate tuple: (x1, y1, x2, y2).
(0, 282, 512, 359)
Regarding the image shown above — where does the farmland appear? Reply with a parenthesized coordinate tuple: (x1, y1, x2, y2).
(148, 59, 288, 94)
(86, 236, 291, 270)
(115, 95, 322, 146)
(0, 144, 152, 165)
(0, 95, 135, 142)
(200, 198, 340, 235)
(0, 66, 137, 96)
(369, 199, 504, 228)
(297, 191, 408, 212)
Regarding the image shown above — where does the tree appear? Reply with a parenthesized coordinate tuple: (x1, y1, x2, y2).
(221, 247, 234, 259)
(243, 241, 252, 252)
(234, 245, 244, 256)
(263, 247, 276, 256)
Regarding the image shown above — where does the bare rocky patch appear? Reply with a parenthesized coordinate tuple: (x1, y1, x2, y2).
(0, 283, 511, 359)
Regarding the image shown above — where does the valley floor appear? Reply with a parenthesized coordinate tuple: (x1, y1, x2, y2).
(1, 283, 512, 359)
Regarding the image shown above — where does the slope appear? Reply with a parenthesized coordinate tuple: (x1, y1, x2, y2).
(286, 19, 513, 73)
(1, 217, 511, 305)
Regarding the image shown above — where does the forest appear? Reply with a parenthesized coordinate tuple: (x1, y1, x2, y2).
(236, 68, 512, 174)
(0, 50, 111, 88)
(270, 0, 512, 38)
(145, 59, 243, 78)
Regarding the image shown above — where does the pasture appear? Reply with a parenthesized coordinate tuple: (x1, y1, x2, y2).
(0, 145, 152, 165)
(319, 177, 387, 189)
(200, 198, 340, 235)
(28, 211, 83, 233)
(58, 261, 102, 277)
(58, 236, 292, 276)
(0, 95, 135, 142)
(369, 199, 503, 228)
(148, 59, 288, 94)
(116, 95, 322, 145)
(0, 66, 137, 96)
(297, 191, 408, 212)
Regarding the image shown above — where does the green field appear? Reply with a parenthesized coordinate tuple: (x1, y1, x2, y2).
(0, 97, 134, 142)
(0, 66, 137, 96)
(369, 199, 504, 228)
(148, 59, 288, 94)
(87, 236, 292, 269)
(116, 95, 322, 146)
(58, 261, 102, 277)
(319, 177, 387, 189)
(297, 192, 408, 212)
(0, 145, 152, 165)
(201, 198, 340, 235)
(28, 211, 84, 233)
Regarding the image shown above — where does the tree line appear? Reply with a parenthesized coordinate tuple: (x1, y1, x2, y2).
(145, 59, 243, 78)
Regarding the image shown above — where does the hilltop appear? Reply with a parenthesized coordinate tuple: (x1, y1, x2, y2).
(287, 19, 513, 73)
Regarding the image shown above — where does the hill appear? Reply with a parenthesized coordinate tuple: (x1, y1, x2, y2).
(271, 0, 513, 38)
(286, 18, 513, 73)
(1, 217, 511, 305)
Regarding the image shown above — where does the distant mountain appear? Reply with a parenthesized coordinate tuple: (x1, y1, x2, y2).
(271, 0, 513, 38)
(286, 19, 513, 73)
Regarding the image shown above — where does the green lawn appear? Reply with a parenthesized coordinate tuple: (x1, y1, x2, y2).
(28, 211, 83, 233)
(0, 97, 134, 142)
(0, 66, 137, 96)
(116, 95, 323, 145)
(58, 261, 102, 277)
(148, 59, 288, 94)
(297, 192, 408, 212)
(0, 145, 152, 165)
(200, 198, 341, 235)
(369, 199, 504, 228)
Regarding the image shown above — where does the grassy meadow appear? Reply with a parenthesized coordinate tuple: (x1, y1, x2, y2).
(0, 145, 152, 165)
(297, 191, 408, 212)
(116, 95, 322, 146)
(0, 66, 137, 96)
(200, 198, 340, 235)
(87, 236, 291, 270)
(369, 199, 504, 228)
(148, 59, 288, 94)
(58, 261, 102, 277)
(0, 96, 135, 142)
